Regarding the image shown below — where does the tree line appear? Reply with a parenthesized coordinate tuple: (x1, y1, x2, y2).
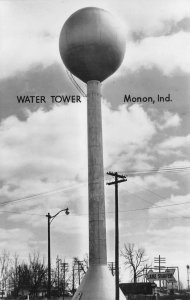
(0, 244, 150, 298)
(0, 250, 90, 298)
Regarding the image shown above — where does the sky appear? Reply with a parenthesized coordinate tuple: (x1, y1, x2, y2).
(0, 0, 190, 288)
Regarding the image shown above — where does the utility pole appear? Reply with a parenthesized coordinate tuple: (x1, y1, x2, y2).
(107, 172, 127, 300)
(154, 255, 166, 289)
(56, 257, 62, 295)
(46, 208, 69, 299)
(108, 262, 115, 276)
(61, 261, 69, 300)
(47, 213, 51, 299)
(177, 266, 180, 291)
(77, 261, 83, 286)
(72, 264, 75, 296)
(145, 264, 148, 282)
(187, 265, 190, 290)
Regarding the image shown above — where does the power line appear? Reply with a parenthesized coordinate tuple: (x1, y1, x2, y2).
(119, 214, 190, 220)
(1, 165, 189, 213)
(126, 182, 185, 219)
(108, 166, 190, 176)
(114, 200, 190, 213)
(1, 199, 190, 219)
(105, 166, 190, 220)
(69, 199, 190, 215)
(130, 182, 168, 201)
(1, 166, 189, 208)
(107, 176, 178, 217)
(0, 182, 87, 207)
(0, 210, 45, 217)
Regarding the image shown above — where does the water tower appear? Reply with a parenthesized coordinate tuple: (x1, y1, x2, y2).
(59, 7, 126, 300)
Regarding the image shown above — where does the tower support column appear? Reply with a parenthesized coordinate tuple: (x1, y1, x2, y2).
(72, 81, 125, 300)
(87, 80, 107, 266)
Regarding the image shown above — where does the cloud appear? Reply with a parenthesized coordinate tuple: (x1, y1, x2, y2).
(1, 0, 190, 79)
(0, 101, 155, 180)
(164, 160, 190, 168)
(148, 193, 190, 220)
(158, 134, 190, 150)
(0, 101, 157, 224)
(0, 104, 87, 183)
(0, 33, 59, 79)
(119, 174, 178, 197)
(123, 32, 190, 75)
(0, 228, 35, 259)
(158, 111, 181, 130)
(0, 0, 62, 79)
(147, 226, 190, 249)
(113, 0, 190, 37)
(103, 102, 156, 170)
(160, 18, 190, 37)
(1, 100, 186, 226)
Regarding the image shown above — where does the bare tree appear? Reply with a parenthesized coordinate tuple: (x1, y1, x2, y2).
(121, 243, 150, 283)
(9, 253, 20, 297)
(28, 251, 47, 297)
(8, 251, 47, 297)
(0, 250, 11, 292)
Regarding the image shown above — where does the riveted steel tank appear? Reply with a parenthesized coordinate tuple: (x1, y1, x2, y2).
(59, 7, 126, 83)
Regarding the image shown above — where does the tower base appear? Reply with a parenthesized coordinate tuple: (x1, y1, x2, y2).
(72, 264, 125, 300)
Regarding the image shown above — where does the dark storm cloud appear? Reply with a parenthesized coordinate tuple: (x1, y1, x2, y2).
(0, 63, 78, 121)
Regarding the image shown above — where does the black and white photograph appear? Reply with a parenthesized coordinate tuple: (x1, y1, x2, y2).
(0, 0, 190, 299)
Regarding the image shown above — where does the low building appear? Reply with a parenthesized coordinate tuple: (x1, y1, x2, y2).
(120, 282, 157, 300)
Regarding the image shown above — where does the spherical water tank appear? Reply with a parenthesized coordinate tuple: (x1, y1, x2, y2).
(59, 7, 126, 83)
